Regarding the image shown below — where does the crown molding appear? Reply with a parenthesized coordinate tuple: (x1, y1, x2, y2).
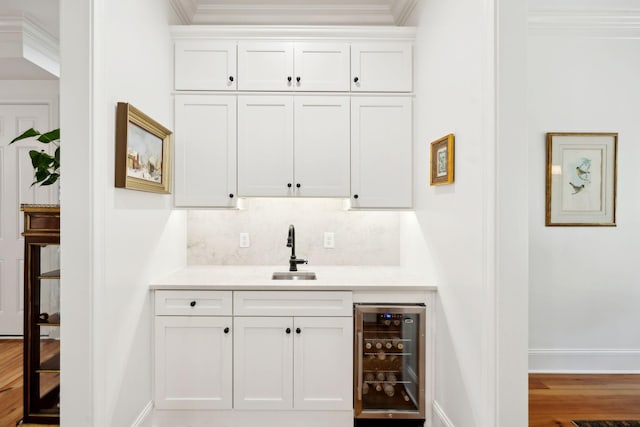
(528, 8, 640, 37)
(0, 15, 59, 77)
(170, 0, 414, 26)
(170, 25, 416, 41)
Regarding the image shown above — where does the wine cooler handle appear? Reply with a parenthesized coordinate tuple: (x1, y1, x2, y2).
(357, 330, 363, 401)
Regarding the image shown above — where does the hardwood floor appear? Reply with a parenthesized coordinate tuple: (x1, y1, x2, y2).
(530, 373, 640, 427)
(0, 339, 59, 427)
(3, 342, 640, 427)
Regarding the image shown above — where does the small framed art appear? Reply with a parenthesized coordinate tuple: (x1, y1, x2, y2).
(430, 133, 455, 185)
(545, 132, 617, 226)
(115, 102, 172, 193)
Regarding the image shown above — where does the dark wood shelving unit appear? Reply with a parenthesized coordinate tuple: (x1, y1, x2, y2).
(20, 204, 60, 425)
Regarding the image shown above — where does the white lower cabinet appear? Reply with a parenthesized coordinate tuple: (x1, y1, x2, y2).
(154, 290, 353, 422)
(154, 315, 233, 410)
(234, 316, 353, 411)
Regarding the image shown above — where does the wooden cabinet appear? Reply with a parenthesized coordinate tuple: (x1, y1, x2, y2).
(233, 291, 353, 411)
(351, 96, 413, 208)
(237, 42, 350, 91)
(351, 42, 413, 92)
(237, 95, 350, 197)
(154, 290, 233, 409)
(174, 40, 237, 91)
(21, 204, 60, 425)
(174, 95, 237, 207)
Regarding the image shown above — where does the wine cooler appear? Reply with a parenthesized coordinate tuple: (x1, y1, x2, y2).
(354, 304, 425, 426)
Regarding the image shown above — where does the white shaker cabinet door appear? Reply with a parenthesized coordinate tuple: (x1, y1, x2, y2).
(293, 317, 353, 411)
(351, 42, 413, 92)
(234, 316, 294, 410)
(155, 316, 233, 410)
(174, 40, 237, 90)
(294, 96, 350, 197)
(238, 95, 294, 197)
(238, 42, 294, 91)
(174, 95, 237, 207)
(294, 42, 350, 91)
(351, 97, 413, 208)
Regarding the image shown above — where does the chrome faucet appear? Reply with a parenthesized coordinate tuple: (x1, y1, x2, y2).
(287, 224, 308, 272)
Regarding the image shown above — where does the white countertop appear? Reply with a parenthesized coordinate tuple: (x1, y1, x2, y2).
(150, 265, 437, 291)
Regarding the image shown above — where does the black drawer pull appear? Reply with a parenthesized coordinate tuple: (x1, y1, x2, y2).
(224, 327, 230, 334)
(189, 301, 196, 307)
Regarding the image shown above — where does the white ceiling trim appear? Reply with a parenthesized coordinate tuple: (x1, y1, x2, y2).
(0, 16, 59, 77)
(529, 8, 640, 37)
(170, 0, 417, 26)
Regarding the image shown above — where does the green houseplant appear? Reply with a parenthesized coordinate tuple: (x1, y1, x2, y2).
(10, 128, 60, 186)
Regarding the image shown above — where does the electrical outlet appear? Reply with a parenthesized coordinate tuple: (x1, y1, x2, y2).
(323, 232, 335, 249)
(239, 232, 250, 248)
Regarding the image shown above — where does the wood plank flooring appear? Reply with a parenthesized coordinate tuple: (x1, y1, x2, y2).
(3, 340, 640, 427)
(0, 339, 58, 427)
(530, 373, 640, 427)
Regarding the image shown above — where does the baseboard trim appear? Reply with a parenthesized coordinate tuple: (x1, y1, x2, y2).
(131, 401, 153, 427)
(432, 400, 455, 427)
(529, 349, 640, 373)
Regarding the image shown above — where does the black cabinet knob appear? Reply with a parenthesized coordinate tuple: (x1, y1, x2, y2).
(286, 327, 292, 334)
(190, 301, 196, 307)
(224, 327, 230, 334)
(287, 183, 292, 188)
(354, 77, 359, 83)
(229, 76, 234, 82)
(287, 76, 292, 82)
(353, 194, 359, 199)
(229, 193, 234, 198)
(296, 76, 301, 82)
(296, 183, 301, 188)
(296, 327, 301, 334)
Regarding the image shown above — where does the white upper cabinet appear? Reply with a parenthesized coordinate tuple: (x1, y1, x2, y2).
(351, 42, 413, 92)
(351, 96, 413, 208)
(237, 95, 350, 197)
(238, 41, 350, 91)
(175, 40, 237, 91)
(174, 95, 237, 207)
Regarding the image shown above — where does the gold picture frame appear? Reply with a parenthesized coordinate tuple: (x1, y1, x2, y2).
(430, 133, 455, 185)
(545, 132, 617, 226)
(115, 102, 172, 193)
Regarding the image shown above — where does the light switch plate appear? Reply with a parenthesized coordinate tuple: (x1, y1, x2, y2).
(323, 232, 335, 248)
(239, 232, 250, 248)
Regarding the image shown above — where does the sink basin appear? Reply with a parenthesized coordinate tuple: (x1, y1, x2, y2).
(272, 271, 317, 280)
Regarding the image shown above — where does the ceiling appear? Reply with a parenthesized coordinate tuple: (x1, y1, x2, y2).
(170, 0, 419, 26)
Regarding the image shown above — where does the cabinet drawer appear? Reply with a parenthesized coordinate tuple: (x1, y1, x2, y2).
(155, 290, 232, 316)
(234, 291, 352, 317)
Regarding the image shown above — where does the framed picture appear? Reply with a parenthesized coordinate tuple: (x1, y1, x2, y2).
(115, 102, 172, 193)
(430, 133, 455, 185)
(546, 132, 617, 226)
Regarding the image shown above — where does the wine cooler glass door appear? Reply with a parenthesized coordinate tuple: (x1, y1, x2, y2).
(354, 305, 425, 420)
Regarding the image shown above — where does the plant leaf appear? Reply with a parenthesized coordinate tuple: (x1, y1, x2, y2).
(37, 129, 60, 144)
(40, 173, 59, 186)
(11, 128, 40, 144)
(29, 150, 44, 169)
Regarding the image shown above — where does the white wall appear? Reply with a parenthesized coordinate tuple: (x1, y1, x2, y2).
(528, 2, 640, 372)
(413, 0, 528, 425)
(60, 0, 186, 425)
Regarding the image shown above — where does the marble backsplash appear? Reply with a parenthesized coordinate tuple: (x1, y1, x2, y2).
(188, 198, 401, 266)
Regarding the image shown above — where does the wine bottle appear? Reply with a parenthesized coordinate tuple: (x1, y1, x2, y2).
(365, 341, 373, 350)
(362, 381, 370, 395)
(385, 340, 393, 350)
(375, 382, 383, 392)
(374, 340, 384, 350)
(383, 383, 395, 397)
(376, 350, 386, 361)
(376, 372, 386, 382)
(386, 372, 397, 386)
(400, 388, 411, 402)
(364, 372, 375, 382)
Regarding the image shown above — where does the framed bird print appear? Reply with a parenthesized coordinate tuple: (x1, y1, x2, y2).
(430, 133, 455, 185)
(546, 132, 617, 226)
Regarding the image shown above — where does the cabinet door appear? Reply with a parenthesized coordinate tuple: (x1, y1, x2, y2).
(174, 95, 237, 207)
(234, 316, 294, 410)
(294, 43, 350, 91)
(293, 317, 353, 410)
(238, 95, 294, 196)
(238, 42, 294, 91)
(174, 40, 236, 90)
(351, 42, 413, 92)
(294, 96, 350, 197)
(351, 97, 413, 208)
(155, 316, 233, 410)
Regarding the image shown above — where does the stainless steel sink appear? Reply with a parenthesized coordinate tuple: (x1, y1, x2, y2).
(271, 271, 317, 280)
